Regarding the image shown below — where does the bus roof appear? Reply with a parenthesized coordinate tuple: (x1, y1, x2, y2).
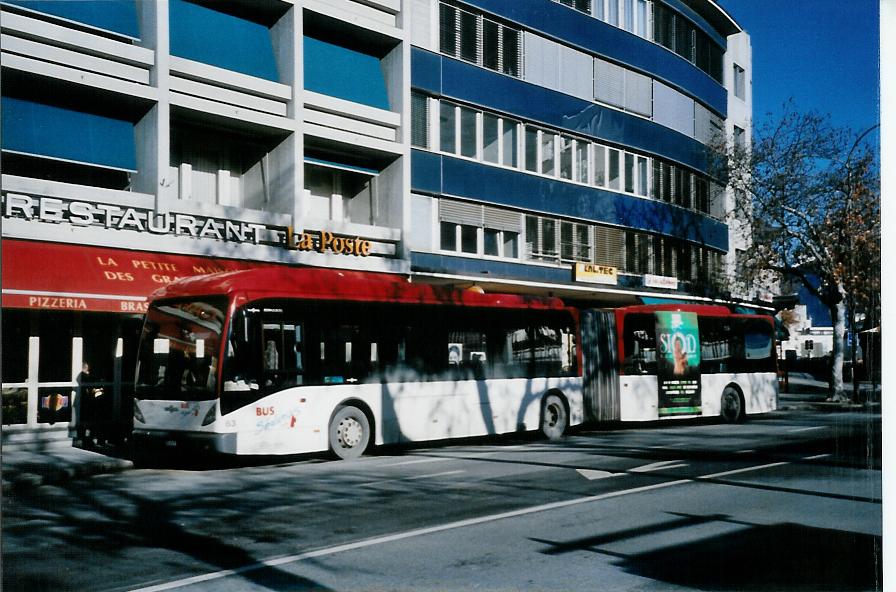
(617, 304, 762, 316)
(149, 267, 569, 311)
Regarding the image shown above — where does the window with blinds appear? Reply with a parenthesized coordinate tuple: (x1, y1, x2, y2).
(594, 225, 625, 268)
(440, 3, 521, 78)
(652, 2, 724, 84)
(411, 92, 429, 149)
(526, 216, 559, 261)
(653, 80, 695, 138)
(561, 221, 592, 262)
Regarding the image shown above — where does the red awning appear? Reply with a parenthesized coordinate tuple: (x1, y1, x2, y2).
(2, 239, 276, 313)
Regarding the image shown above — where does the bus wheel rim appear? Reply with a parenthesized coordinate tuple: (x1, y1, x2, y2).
(339, 417, 363, 448)
(546, 403, 560, 427)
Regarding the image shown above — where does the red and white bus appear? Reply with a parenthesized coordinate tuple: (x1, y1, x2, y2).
(132, 268, 777, 459)
(581, 305, 778, 425)
(132, 268, 583, 459)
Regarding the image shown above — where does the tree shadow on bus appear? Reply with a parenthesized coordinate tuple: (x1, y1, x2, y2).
(531, 512, 881, 591)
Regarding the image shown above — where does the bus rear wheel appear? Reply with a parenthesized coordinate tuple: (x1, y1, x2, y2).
(541, 394, 568, 440)
(329, 405, 370, 460)
(720, 387, 745, 423)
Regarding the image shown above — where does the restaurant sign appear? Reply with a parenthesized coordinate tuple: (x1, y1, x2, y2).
(2, 193, 372, 257)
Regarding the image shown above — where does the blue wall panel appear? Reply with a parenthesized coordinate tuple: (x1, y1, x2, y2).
(411, 251, 647, 289)
(412, 150, 728, 251)
(414, 51, 710, 173)
(1, 97, 137, 170)
(169, 0, 279, 81)
(460, 0, 726, 114)
(4, 0, 139, 38)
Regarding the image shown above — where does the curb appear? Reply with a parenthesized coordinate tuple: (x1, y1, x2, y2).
(2, 456, 134, 494)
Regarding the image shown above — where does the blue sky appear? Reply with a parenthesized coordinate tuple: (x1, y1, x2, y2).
(721, 0, 880, 135)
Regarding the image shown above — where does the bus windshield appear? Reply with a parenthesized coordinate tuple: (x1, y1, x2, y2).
(135, 297, 228, 401)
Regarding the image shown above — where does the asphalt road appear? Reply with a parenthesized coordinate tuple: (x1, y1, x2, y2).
(3, 409, 881, 592)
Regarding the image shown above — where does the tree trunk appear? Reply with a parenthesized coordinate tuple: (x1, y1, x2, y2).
(829, 298, 847, 402)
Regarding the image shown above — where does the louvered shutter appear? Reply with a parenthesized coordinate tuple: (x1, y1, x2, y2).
(440, 200, 482, 225)
(594, 58, 625, 108)
(624, 69, 652, 116)
(483, 206, 521, 232)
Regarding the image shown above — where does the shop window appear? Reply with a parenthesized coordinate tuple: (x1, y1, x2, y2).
(2, 309, 30, 384)
(38, 312, 73, 383)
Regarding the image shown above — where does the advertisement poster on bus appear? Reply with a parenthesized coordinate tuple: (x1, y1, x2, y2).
(655, 311, 701, 416)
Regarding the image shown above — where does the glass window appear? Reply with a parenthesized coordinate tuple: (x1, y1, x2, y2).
(624, 153, 635, 193)
(622, 313, 657, 375)
(460, 107, 477, 158)
(441, 221, 457, 251)
(575, 141, 589, 184)
(459, 10, 479, 63)
(504, 231, 519, 258)
(561, 222, 574, 261)
(483, 19, 499, 71)
(525, 127, 539, 172)
(594, 0, 604, 20)
(623, 0, 634, 32)
(607, 148, 621, 190)
(2, 309, 29, 383)
(483, 113, 500, 163)
(484, 228, 500, 255)
(525, 216, 538, 256)
(636, 156, 648, 196)
(461, 224, 478, 253)
(447, 329, 488, 379)
(502, 120, 518, 167)
(502, 27, 520, 76)
(440, 102, 456, 153)
(593, 145, 606, 186)
(137, 298, 227, 402)
(559, 136, 574, 180)
(541, 218, 557, 256)
(541, 133, 556, 176)
(635, 0, 647, 37)
(608, 0, 619, 26)
(734, 126, 746, 149)
(733, 64, 746, 100)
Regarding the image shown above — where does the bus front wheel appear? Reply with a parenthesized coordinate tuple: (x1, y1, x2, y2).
(541, 394, 568, 440)
(720, 387, 745, 423)
(329, 405, 370, 460)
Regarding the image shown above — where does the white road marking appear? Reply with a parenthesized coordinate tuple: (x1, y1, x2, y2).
(128, 460, 796, 592)
(358, 470, 464, 487)
(630, 460, 687, 473)
(379, 457, 452, 468)
(576, 469, 621, 480)
(803, 453, 832, 460)
(736, 449, 756, 454)
(697, 462, 789, 480)
(790, 426, 826, 433)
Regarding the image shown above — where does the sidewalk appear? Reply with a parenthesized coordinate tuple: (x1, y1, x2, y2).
(2, 433, 133, 494)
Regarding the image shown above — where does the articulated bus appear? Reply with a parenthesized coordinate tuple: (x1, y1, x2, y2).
(132, 268, 777, 459)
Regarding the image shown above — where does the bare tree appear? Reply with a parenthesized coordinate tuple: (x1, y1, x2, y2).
(720, 102, 880, 402)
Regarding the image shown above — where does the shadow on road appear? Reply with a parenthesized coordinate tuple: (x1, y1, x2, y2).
(534, 512, 882, 591)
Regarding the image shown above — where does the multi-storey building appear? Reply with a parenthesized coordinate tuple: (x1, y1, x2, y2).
(0, 0, 752, 430)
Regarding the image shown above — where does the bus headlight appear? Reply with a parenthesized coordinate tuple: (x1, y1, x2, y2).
(201, 403, 217, 426)
(133, 401, 145, 424)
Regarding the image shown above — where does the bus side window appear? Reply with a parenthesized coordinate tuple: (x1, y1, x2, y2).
(622, 314, 656, 375)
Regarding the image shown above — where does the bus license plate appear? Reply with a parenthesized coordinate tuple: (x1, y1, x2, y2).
(165, 440, 177, 448)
